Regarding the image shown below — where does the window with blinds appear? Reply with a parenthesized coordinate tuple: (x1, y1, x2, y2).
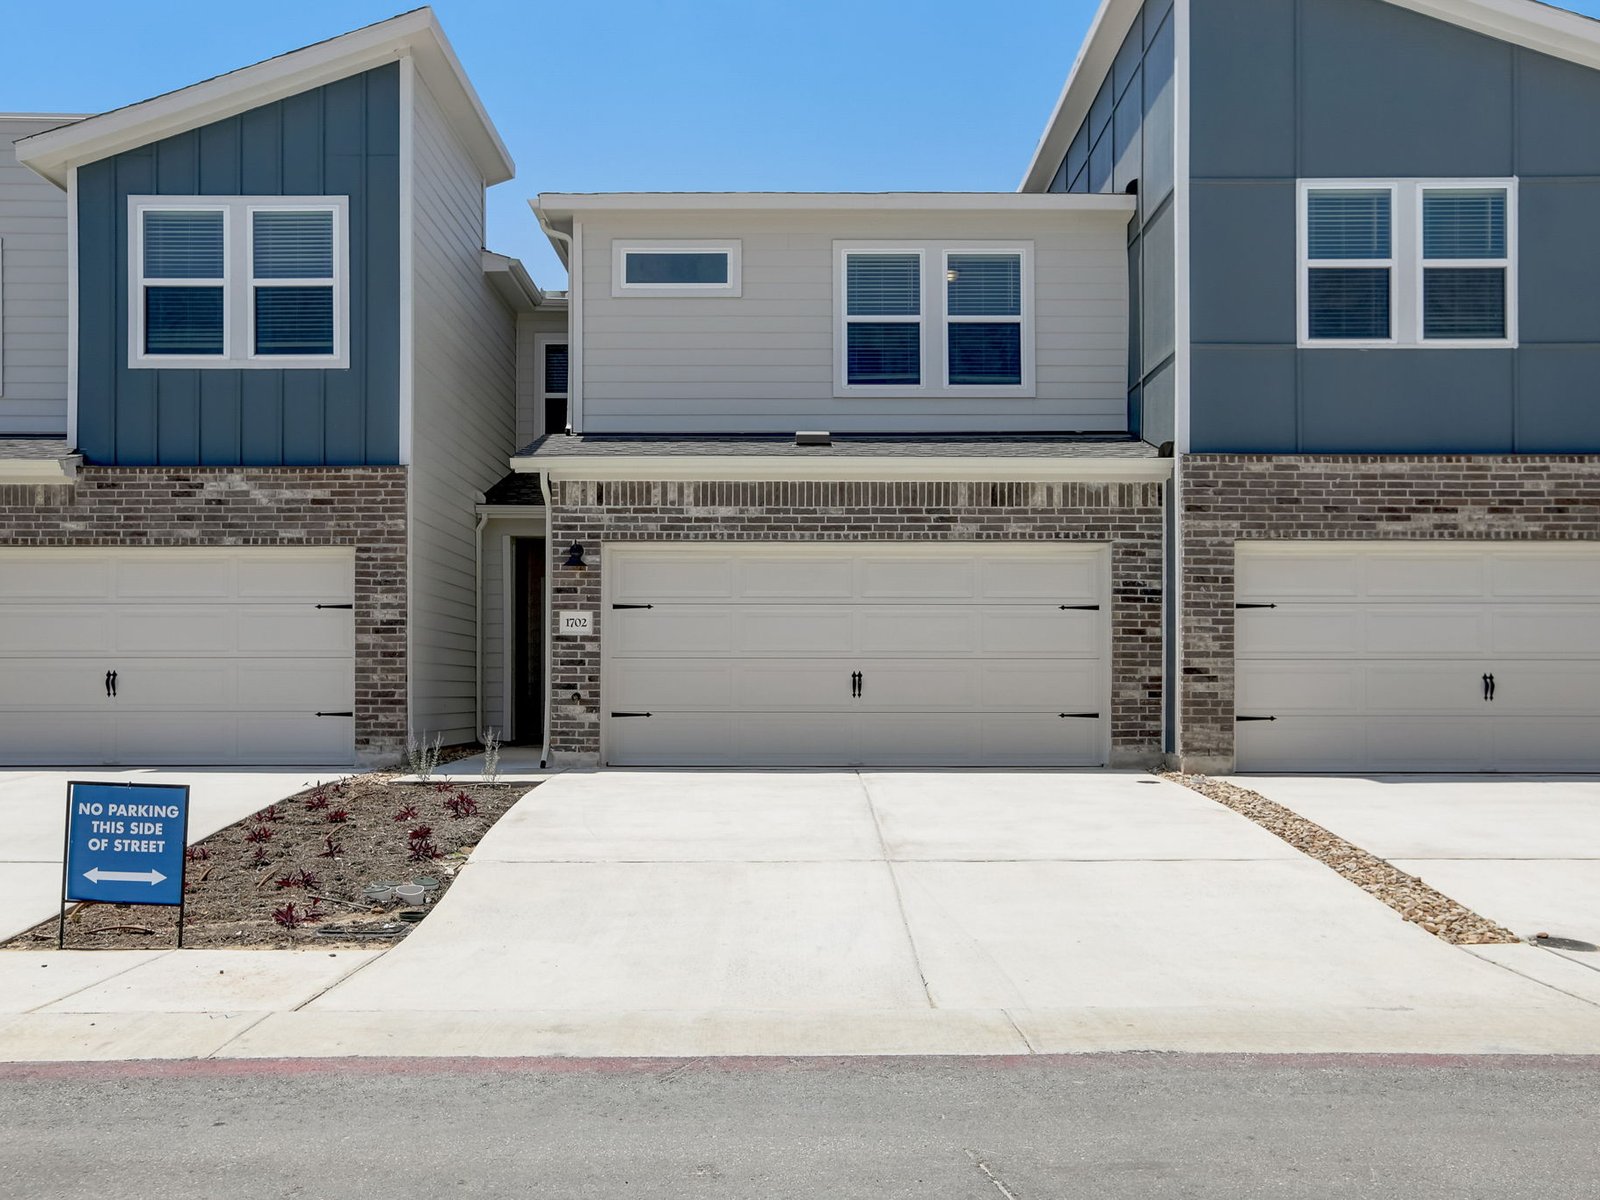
(1299, 180, 1515, 348)
(130, 196, 348, 368)
(845, 253, 922, 386)
(946, 253, 1023, 386)
(250, 209, 336, 356)
(140, 209, 227, 357)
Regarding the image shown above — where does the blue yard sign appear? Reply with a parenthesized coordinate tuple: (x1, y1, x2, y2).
(63, 781, 190, 909)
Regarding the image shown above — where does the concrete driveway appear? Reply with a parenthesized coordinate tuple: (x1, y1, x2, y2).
(1230, 775, 1600, 951)
(0, 767, 330, 943)
(271, 770, 1600, 1056)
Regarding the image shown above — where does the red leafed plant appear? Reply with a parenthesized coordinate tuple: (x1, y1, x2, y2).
(407, 824, 433, 843)
(244, 825, 274, 844)
(319, 835, 343, 859)
(327, 808, 350, 824)
(250, 845, 271, 868)
(443, 792, 480, 819)
(272, 901, 322, 929)
(259, 804, 284, 823)
(273, 869, 322, 892)
(304, 791, 330, 812)
(408, 838, 439, 862)
(393, 804, 419, 822)
(185, 845, 211, 862)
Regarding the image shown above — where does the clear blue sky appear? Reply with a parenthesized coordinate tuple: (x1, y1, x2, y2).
(7, 0, 1600, 289)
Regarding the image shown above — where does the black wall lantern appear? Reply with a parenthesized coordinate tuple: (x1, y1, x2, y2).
(564, 542, 587, 569)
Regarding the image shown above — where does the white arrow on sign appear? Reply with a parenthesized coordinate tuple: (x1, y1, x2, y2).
(83, 868, 167, 886)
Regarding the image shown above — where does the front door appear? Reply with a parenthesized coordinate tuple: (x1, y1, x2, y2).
(511, 538, 546, 743)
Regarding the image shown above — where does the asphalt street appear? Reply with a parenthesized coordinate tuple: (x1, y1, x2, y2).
(4, 1054, 1599, 1198)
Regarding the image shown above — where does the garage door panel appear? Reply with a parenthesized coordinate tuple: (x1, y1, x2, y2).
(1491, 608, 1600, 656)
(1364, 608, 1487, 656)
(978, 556, 1100, 602)
(0, 610, 112, 654)
(236, 555, 352, 602)
(1479, 662, 1600, 712)
(1364, 554, 1486, 598)
(114, 557, 235, 600)
(978, 660, 1100, 710)
(1236, 608, 1361, 657)
(1236, 550, 1360, 601)
(858, 556, 977, 600)
(739, 608, 856, 654)
(1364, 663, 1488, 712)
(1490, 554, 1600, 599)
(1366, 717, 1493, 772)
(855, 662, 980, 710)
(234, 715, 352, 765)
(0, 662, 116, 707)
(1237, 662, 1360, 713)
(859, 609, 974, 655)
(1489, 718, 1600, 771)
(239, 660, 353, 709)
(610, 608, 736, 656)
(610, 554, 734, 603)
(612, 660, 731, 709)
(981, 608, 1098, 656)
(115, 610, 237, 654)
(0, 712, 115, 765)
(982, 713, 1103, 764)
(237, 610, 353, 655)
(735, 556, 854, 600)
(0, 558, 111, 600)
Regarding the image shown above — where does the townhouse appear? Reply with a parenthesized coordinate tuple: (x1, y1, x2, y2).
(4, 0, 1600, 774)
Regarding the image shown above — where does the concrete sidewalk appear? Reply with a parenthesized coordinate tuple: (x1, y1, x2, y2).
(0, 767, 328, 944)
(5, 771, 1595, 1061)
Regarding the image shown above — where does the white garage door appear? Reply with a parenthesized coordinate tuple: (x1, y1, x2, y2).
(602, 544, 1109, 767)
(0, 548, 356, 766)
(1236, 543, 1600, 772)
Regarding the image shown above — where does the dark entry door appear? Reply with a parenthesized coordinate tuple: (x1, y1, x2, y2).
(512, 538, 546, 743)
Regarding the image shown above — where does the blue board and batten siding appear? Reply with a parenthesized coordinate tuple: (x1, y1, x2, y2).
(76, 63, 401, 465)
(1191, 0, 1600, 453)
(1047, 0, 1176, 447)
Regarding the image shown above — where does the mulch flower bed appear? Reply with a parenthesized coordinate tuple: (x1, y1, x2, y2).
(1162, 772, 1519, 945)
(6, 775, 536, 951)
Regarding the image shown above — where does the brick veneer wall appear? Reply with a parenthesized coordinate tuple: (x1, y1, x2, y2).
(0, 467, 408, 766)
(1180, 454, 1600, 772)
(546, 477, 1166, 766)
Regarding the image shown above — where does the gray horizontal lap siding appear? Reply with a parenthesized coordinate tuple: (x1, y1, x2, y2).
(76, 63, 401, 466)
(1191, 0, 1600, 453)
(1047, 0, 1176, 448)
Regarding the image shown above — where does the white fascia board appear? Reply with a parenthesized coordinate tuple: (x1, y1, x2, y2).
(509, 455, 1172, 484)
(15, 9, 513, 187)
(1381, 0, 1600, 71)
(536, 193, 1138, 216)
(482, 250, 543, 312)
(1019, 0, 1143, 192)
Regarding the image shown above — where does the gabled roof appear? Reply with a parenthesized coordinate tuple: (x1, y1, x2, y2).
(1019, 0, 1600, 192)
(15, 7, 513, 188)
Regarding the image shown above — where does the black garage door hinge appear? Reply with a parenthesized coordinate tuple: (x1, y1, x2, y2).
(1235, 603, 1277, 610)
(1236, 715, 1278, 722)
(1059, 604, 1100, 611)
(612, 603, 654, 610)
(315, 711, 354, 717)
(315, 603, 354, 610)
(610, 711, 653, 718)
(1059, 712, 1101, 720)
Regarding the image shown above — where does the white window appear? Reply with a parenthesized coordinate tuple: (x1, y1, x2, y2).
(612, 241, 741, 297)
(1298, 179, 1516, 348)
(0, 236, 6, 398)
(835, 242, 1034, 395)
(129, 196, 349, 369)
(536, 333, 569, 436)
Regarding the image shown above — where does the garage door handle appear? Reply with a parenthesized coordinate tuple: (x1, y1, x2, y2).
(105, 670, 116, 698)
(851, 670, 862, 698)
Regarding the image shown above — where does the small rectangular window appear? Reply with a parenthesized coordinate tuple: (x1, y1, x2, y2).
(947, 253, 1023, 386)
(139, 209, 227, 358)
(250, 208, 337, 357)
(612, 242, 741, 296)
(1422, 188, 1508, 341)
(1305, 189, 1393, 342)
(844, 252, 922, 387)
(541, 339, 569, 435)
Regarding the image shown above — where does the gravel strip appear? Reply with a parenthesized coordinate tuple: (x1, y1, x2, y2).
(1161, 772, 1520, 945)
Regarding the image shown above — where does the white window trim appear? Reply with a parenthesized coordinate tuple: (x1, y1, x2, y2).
(127, 195, 350, 370)
(534, 331, 569, 437)
(833, 241, 1036, 398)
(941, 247, 1036, 394)
(1297, 178, 1517, 350)
(0, 236, 6, 399)
(611, 240, 741, 298)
